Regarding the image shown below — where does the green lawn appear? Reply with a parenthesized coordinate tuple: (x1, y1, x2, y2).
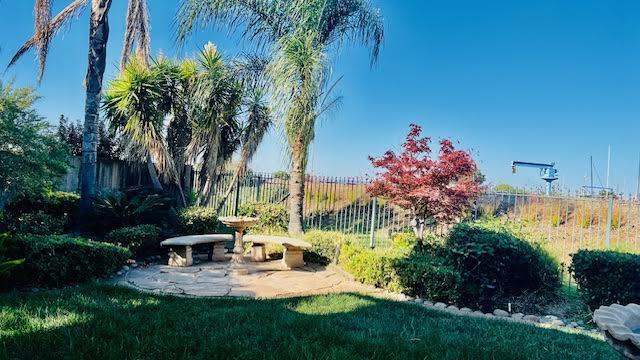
(0, 284, 619, 360)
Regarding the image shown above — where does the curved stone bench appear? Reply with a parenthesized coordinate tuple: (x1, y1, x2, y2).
(161, 234, 233, 267)
(243, 235, 312, 269)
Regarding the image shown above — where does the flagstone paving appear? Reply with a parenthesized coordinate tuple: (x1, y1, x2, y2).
(114, 255, 387, 299)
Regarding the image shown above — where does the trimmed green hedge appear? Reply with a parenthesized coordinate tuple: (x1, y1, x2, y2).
(339, 243, 403, 292)
(303, 231, 357, 265)
(4, 234, 130, 287)
(395, 248, 462, 303)
(105, 225, 161, 257)
(2, 191, 79, 234)
(571, 250, 640, 308)
(177, 207, 219, 235)
(445, 223, 560, 310)
(239, 202, 288, 233)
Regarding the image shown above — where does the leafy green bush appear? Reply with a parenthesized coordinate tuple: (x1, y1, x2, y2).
(105, 225, 161, 256)
(391, 232, 419, 249)
(445, 223, 561, 310)
(5, 191, 79, 218)
(177, 207, 219, 235)
(339, 243, 403, 292)
(0, 234, 23, 285)
(339, 241, 461, 302)
(238, 202, 288, 233)
(394, 247, 462, 303)
(4, 234, 130, 287)
(6, 211, 67, 235)
(570, 250, 640, 308)
(303, 231, 356, 265)
(3, 191, 79, 233)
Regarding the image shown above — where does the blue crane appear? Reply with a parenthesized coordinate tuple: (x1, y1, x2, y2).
(511, 161, 559, 195)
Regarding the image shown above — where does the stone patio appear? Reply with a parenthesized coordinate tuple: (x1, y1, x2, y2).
(114, 254, 385, 299)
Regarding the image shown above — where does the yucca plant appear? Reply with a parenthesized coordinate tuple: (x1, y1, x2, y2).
(103, 44, 273, 206)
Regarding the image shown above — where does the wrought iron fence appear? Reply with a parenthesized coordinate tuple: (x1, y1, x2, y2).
(207, 172, 640, 258)
(473, 191, 640, 266)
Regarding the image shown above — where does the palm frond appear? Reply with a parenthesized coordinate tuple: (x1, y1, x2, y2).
(175, 0, 292, 48)
(7, 0, 88, 79)
(121, 0, 151, 68)
(34, 0, 53, 80)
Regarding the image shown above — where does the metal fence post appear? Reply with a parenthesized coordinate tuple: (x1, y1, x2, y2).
(369, 197, 377, 248)
(233, 174, 241, 217)
(605, 192, 614, 248)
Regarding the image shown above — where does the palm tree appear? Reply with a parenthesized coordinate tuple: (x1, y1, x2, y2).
(8, 0, 151, 215)
(176, 0, 384, 235)
(103, 44, 273, 206)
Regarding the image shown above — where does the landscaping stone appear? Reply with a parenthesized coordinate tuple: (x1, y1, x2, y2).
(511, 313, 525, 321)
(447, 305, 459, 312)
(550, 319, 565, 327)
(493, 309, 510, 317)
(434, 302, 447, 309)
(424, 301, 433, 307)
(523, 315, 540, 323)
(472, 311, 484, 317)
(414, 298, 423, 304)
(567, 322, 578, 328)
(540, 315, 559, 324)
(122, 265, 130, 271)
(460, 307, 472, 313)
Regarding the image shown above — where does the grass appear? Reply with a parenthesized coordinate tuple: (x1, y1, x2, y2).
(0, 284, 620, 360)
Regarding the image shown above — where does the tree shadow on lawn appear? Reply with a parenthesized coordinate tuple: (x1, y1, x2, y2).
(0, 284, 620, 360)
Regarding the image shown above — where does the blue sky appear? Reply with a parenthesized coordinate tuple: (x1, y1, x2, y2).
(1, 0, 639, 193)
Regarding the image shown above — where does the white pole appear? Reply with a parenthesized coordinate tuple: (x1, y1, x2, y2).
(636, 152, 640, 200)
(606, 145, 611, 190)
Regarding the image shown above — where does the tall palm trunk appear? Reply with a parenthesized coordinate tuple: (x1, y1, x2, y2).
(79, 0, 112, 215)
(288, 138, 305, 235)
(146, 154, 163, 191)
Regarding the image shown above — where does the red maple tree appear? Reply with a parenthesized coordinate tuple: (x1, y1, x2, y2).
(368, 124, 482, 238)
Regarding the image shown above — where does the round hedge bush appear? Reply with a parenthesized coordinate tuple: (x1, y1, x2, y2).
(177, 207, 219, 235)
(445, 223, 561, 310)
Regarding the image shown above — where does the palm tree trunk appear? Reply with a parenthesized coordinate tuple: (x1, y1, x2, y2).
(146, 155, 163, 191)
(288, 139, 305, 235)
(79, 0, 113, 215)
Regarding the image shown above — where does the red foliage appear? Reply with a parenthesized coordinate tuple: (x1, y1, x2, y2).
(368, 124, 482, 225)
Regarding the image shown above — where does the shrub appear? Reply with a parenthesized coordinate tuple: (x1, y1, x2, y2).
(339, 243, 402, 292)
(303, 231, 356, 265)
(391, 232, 419, 249)
(238, 202, 288, 233)
(3, 234, 130, 287)
(177, 207, 219, 235)
(394, 247, 462, 303)
(445, 223, 561, 310)
(105, 225, 161, 256)
(6, 211, 67, 235)
(5, 191, 80, 218)
(3, 191, 79, 233)
(570, 250, 640, 308)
